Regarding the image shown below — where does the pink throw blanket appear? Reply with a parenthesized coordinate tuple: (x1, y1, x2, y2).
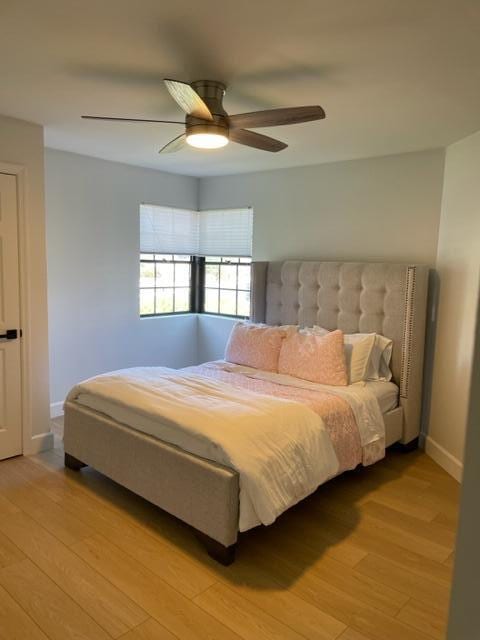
(183, 364, 362, 472)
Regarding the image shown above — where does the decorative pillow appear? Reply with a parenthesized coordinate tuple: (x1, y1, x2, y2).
(224, 322, 286, 372)
(314, 326, 393, 383)
(278, 329, 348, 386)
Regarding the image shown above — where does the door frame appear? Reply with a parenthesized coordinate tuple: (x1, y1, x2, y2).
(0, 161, 35, 455)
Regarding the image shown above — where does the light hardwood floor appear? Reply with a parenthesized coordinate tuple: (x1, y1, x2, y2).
(0, 422, 458, 640)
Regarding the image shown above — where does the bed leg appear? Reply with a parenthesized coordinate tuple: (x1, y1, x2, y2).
(64, 453, 87, 471)
(393, 437, 419, 453)
(195, 531, 236, 566)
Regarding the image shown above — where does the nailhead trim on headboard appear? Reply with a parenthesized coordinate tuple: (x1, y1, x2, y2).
(251, 260, 429, 445)
(400, 266, 416, 399)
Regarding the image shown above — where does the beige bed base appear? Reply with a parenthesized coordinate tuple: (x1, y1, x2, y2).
(64, 401, 403, 562)
(64, 261, 429, 564)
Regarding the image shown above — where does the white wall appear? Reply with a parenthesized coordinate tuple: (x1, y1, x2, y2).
(198, 149, 446, 362)
(447, 294, 480, 639)
(197, 315, 236, 363)
(427, 131, 480, 479)
(0, 116, 51, 450)
(199, 149, 445, 264)
(46, 149, 199, 406)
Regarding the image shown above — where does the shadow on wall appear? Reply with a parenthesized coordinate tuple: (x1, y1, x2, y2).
(420, 268, 440, 441)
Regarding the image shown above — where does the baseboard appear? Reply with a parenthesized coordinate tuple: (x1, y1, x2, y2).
(50, 401, 64, 419)
(26, 431, 54, 455)
(423, 435, 463, 482)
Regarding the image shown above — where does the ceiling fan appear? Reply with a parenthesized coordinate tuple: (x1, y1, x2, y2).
(82, 79, 326, 153)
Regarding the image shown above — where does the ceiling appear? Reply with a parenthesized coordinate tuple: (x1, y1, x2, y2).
(1, 0, 480, 177)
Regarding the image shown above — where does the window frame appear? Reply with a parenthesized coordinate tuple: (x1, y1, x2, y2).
(139, 254, 252, 319)
(139, 253, 195, 317)
(199, 256, 252, 319)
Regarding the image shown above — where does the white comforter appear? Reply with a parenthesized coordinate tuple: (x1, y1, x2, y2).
(68, 367, 339, 530)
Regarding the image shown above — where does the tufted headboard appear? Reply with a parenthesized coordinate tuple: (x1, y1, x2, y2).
(251, 261, 429, 444)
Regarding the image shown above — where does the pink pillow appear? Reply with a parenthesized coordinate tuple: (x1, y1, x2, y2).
(225, 323, 286, 372)
(278, 329, 348, 385)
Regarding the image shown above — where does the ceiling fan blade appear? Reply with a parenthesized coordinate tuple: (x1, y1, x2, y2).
(164, 79, 213, 121)
(229, 129, 287, 152)
(82, 115, 184, 124)
(228, 105, 325, 130)
(158, 133, 187, 154)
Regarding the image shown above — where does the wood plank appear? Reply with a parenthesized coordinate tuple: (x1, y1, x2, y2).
(444, 552, 455, 569)
(239, 544, 387, 627)
(349, 607, 433, 640)
(0, 449, 456, 640)
(36, 459, 202, 560)
(29, 448, 66, 472)
(308, 498, 451, 563)
(240, 536, 439, 640)
(260, 506, 453, 586)
(0, 558, 111, 640)
(71, 533, 242, 640)
(324, 463, 444, 523)
(355, 554, 451, 609)
(217, 555, 346, 640)
(337, 630, 371, 640)
(397, 598, 448, 640)
(246, 510, 368, 569)
(50, 484, 217, 598)
(433, 510, 459, 532)
(360, 501, 455, 550)
(194, 582, 306, 640)
(0, 511, 148, 638)
(422, 486, 459, 519)
(242, 457, 453, 590)
(389, 458, 460, 499)
(0, 583, 49, 640)
(120, 618, 179, 639)
(249, 538, 408, 616)
(0, 462, 95, 546)
(290, 559, 432, 640)
(0, 492, 19, 516)
(0, 530, 25, 569)
(356, 488, 439, 523)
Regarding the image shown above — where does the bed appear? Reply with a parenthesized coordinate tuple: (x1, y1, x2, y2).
(63, 261, 429, 564)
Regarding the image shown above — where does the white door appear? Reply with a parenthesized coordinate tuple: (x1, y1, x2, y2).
(0, 173, 22, 459)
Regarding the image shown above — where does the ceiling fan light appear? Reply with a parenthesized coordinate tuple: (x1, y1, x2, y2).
(186, 133, 229, 149)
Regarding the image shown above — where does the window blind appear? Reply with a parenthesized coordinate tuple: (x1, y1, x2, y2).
(140, 204, 253, 257)
(139, 204, 199, 254)
(198, 208, 253, 257)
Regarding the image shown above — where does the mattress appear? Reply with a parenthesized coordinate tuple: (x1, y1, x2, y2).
(364, 380, 399, 414)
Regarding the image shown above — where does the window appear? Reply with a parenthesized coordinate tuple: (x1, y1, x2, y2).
(203, 256, 251, 317)
(139, 254, 193, 316)
(139, 204, 253, 318)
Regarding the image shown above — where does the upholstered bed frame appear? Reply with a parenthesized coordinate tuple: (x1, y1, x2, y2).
(64, 261, 429, 564)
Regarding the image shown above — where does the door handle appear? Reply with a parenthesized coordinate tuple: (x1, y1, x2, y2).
(0, 329, 18, 340)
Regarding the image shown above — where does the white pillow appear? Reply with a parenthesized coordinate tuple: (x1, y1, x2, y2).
(343, 333, 377, 383)
(279, 325, 327, 336)
(303, 326, 329, 336)
(313, 327, 393, 383)
(368, 334, 393, 381)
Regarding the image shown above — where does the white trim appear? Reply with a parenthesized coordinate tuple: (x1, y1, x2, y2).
(50, 401, 64, 419)
(25, 431, 54, 455)
(423, 435, 463, 482)
(0, 162, 51, 454)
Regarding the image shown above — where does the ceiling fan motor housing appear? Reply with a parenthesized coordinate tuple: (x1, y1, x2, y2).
(186, 80, 229, 138)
